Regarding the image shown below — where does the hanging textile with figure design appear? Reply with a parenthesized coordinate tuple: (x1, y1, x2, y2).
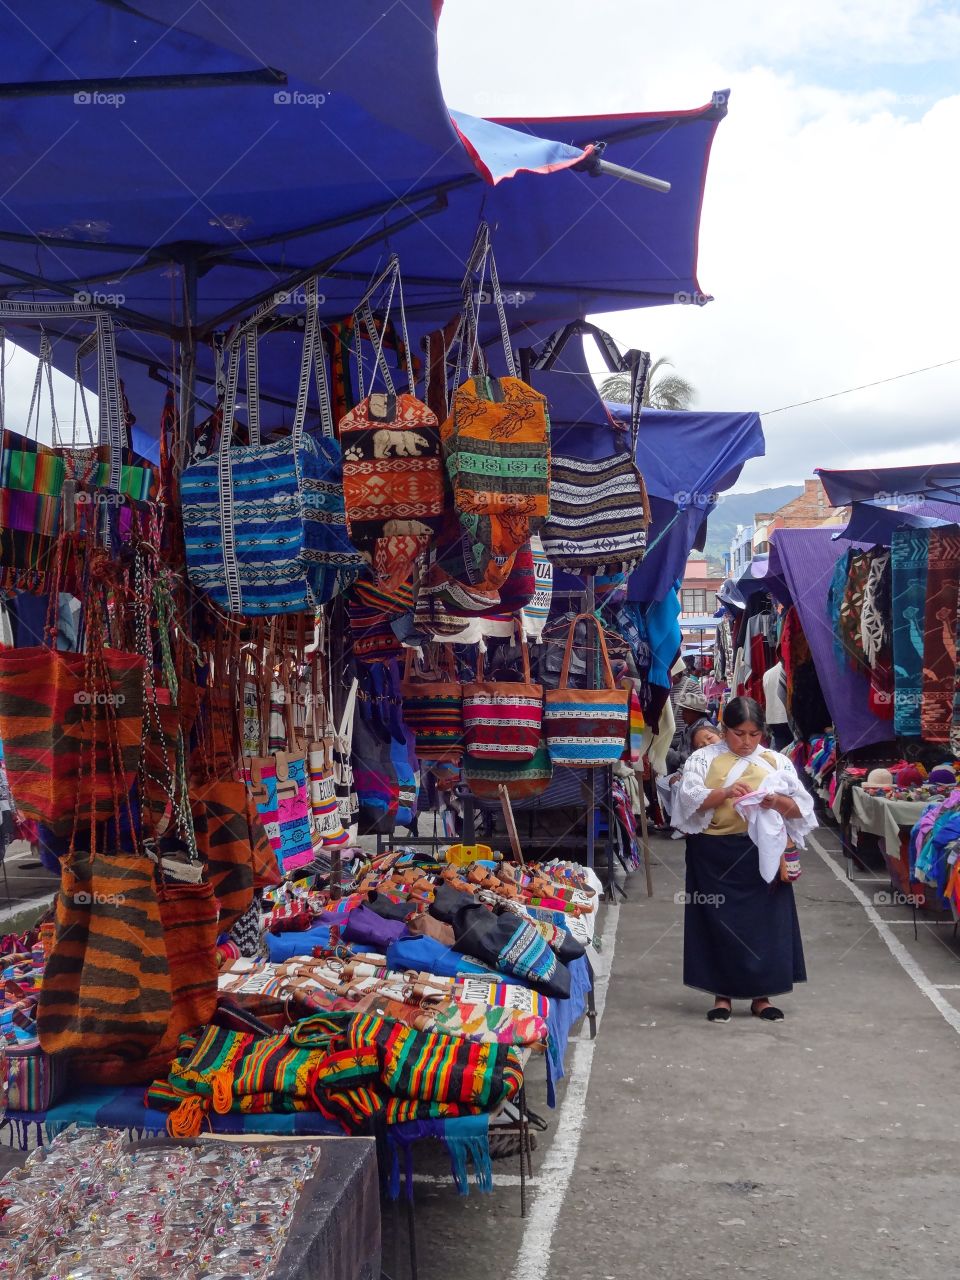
(891, 528, 931, 737)
(920, 528, 960, 744)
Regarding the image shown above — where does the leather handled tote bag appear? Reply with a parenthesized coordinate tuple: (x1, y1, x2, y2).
(543, 613, 630, 767)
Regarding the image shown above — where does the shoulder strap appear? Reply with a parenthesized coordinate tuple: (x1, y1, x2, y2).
(26, 333, 58, 444)
(558, 612, 616, 692)
(454, 223, 517, 389)
(353, 256, 415, 399)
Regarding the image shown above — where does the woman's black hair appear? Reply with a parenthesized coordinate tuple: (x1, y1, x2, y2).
(722, 696, 766, 732)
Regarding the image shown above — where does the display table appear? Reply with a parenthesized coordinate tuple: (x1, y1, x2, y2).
(844, 788, 927, 859)
(0, 1127, 380, 1280)
(839, 788, 938, 905)
(260, 1137, 381, 1280)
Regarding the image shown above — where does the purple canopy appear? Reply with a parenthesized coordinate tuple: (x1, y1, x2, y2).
(767, 528, 892, 751)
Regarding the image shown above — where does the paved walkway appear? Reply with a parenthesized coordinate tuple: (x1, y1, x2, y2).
(398, 824, 960, 1280)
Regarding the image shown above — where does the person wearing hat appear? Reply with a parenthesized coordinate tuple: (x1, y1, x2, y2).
(665, 685, 712, 773)
(672, 696, 817, 1023)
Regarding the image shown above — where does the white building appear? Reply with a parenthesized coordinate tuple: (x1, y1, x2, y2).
(728, 522, 755, 578)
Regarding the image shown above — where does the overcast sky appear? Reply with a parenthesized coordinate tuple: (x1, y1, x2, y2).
(438, 0, 960, 491)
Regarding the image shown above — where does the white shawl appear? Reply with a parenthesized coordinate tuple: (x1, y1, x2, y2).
(672, 741, 817, 861)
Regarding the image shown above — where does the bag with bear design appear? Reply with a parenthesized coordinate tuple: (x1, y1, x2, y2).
(339, 256, 445, 589)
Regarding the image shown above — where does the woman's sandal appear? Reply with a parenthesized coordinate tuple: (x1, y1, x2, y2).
(707, 999, 732, 1023)
(751, 1000, 784, 1022)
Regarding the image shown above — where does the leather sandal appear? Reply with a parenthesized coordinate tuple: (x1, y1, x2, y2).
(751, 1001, 784, 1022)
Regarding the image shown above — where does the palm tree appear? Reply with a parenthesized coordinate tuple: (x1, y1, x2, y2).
(599, 357, 696, 410)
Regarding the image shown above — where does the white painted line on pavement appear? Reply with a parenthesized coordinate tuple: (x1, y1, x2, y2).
(0, 894, 53, 924)
(509, 904, 621, 1280)
(809, 833, 960, 1035)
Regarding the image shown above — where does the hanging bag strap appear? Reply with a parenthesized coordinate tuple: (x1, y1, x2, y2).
(216, 331, 245, 614)
(453, 223, 518, 391)
(26, 333, 58, 444)
(337, 675, 359, 747)
(96, 313, 127, 491)
(310, 293, 336, 441)
(292, 280, 321, 447)
(72, 338, 96, 448)
(558, 612, 616, 692)
(353, 255, 415, 400)
(628, 349, 653, 459)
(245, 328, 261, 447)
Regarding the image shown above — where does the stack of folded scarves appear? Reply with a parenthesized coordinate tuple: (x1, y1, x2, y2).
(146, 1010, 523, 1138)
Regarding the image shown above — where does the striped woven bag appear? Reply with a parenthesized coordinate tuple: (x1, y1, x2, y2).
(400, 645, 463, 763)
(37, 851, 171, 1059)
(543, 613, 630, 767)
(540, 451, 650, 575)
(0, 322, 152, 582)
(182, 289, 362, 616)
(190, 776, 255, 930)
(462, 621, 542, 762)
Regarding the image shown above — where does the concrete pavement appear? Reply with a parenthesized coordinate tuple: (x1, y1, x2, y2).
(393, 824, 960, 1280)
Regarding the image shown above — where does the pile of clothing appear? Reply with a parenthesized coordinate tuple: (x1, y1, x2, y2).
(142, 848, 596, 1137)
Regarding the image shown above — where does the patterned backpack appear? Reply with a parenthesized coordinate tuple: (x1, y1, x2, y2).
(339, 257, 445, 589)
(440, 225, 551, 586)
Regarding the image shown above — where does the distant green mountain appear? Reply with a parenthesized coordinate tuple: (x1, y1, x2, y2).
(703, 486, 803, 565)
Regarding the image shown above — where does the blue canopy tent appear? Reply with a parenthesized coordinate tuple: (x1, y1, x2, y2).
(817, 464, 960, 543)
(817, 464, 960, 507)
(0, 1, 727, 457)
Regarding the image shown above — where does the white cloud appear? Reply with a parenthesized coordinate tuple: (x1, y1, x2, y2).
(438, 3, 960, 486)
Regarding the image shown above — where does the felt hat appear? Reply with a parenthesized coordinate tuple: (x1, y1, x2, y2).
(928, 764, 957, 786)
(864, 767, 894, 789)
(893, 764, 925, 788)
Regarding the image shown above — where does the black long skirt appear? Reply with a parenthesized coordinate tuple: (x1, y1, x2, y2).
(683, 832, 806, 999)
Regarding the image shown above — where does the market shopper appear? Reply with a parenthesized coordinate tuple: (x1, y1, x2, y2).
(672, 696, 816, 1023)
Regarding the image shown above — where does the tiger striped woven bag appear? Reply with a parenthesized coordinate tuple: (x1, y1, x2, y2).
(543, 613, 629, 767)
(37, 851, 171, 1059)
(0, 645, 145, 839)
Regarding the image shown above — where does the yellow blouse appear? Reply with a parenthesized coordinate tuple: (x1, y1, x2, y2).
(703, 750, 780, 836)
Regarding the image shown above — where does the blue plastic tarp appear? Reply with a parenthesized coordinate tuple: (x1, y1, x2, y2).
(818, 464, 960, 508)
(833, 500, 959, 544)
(0, 2, 727, 435)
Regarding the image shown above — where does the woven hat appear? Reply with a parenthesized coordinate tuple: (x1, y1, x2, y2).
(676, 687, 708, 713)
(864, 767, 894, 789)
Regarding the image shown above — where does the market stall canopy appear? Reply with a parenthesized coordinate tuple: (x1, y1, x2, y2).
(0, 0, 727, 440)
(767, 528, 892, 752)
(817, 464, 960, 508)
(833, 499, 959, 544)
